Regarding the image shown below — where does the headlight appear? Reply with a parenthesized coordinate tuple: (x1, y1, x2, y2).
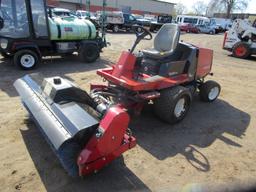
(0, 38, 8, 49)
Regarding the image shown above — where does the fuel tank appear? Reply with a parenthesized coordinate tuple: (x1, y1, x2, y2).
(48, 17, 97, 41)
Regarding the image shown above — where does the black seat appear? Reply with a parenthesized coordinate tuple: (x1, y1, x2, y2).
(159, 43, 198, 79)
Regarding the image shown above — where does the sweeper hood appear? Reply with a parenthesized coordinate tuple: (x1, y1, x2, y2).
(14, 74, 136, 177)
(14, 74, 100, 176)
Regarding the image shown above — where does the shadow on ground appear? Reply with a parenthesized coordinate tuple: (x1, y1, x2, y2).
(227, 54, 256, 61)
(0, 56, 111, 97)
(131, 97, 250, 172)
(20, 119, 149, 192)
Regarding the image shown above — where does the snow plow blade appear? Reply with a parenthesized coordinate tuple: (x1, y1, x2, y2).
(14, 74, 99, 177)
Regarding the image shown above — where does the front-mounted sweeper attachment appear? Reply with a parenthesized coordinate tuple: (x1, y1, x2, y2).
(14, 74, 136, 177)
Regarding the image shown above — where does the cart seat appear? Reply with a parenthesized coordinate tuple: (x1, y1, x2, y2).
(143, 24, 180, 59)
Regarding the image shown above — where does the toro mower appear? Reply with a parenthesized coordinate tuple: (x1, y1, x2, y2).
(14, 24, 221, 177)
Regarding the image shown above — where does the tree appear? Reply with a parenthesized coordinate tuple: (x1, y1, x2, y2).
(175, 3, 187, 15)
(192, 1, 208, 16)
(208, 0, 248, 18)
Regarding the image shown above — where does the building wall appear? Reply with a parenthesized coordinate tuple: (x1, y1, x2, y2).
(47, 0, 174, 15)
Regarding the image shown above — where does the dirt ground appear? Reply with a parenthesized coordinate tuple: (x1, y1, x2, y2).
(0, 32, 256, 192)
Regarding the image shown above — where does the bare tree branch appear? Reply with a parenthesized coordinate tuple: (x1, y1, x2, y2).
(175, 3, 187, 15)
(208, 0, 248, 18)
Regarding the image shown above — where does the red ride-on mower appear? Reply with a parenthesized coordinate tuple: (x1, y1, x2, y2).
(14, 24, 221, 177)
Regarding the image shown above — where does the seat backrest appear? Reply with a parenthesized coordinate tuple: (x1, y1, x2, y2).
(154, 24, 180, 53)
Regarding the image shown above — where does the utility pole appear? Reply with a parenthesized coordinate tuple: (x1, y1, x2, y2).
(86, 0, 90, 12)
(101, 0, 107, 46)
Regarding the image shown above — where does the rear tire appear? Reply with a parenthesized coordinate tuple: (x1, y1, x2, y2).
(232, 42, 251, 59)
(79, 43, 99, 63)
(209, 30, 215, 35)
(199, 81, 221, 102)
(113, 25, 119, 33)
(14, 49, 39, 70)
(154, 86, 191, 124)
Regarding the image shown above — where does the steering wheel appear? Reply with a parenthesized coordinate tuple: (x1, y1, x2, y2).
(133, 25, 152, 41)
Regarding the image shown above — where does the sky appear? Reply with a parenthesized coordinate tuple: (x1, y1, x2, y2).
(162, 0, 256, 14)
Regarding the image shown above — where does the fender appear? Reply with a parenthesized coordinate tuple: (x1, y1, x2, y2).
(11, 41, 41, 57)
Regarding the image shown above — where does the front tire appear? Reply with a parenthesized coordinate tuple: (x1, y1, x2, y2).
(14, 49, 39, 70)
(199, 81, 221, 102)
(79, 43, 99, 63)
(113, 25, 119, 33)
(154, 86, 192, 124)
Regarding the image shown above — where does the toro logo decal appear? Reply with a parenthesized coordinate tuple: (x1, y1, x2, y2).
(64, 27, 73, 32)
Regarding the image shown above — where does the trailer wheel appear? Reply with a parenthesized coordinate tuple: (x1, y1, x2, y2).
(154, 86, 191, 124)
(232, 42, 251, 59)
(199, 80, 221, 102)
(113, 25, 119, 33)
(79, 43, 99, 63)
(14, 49, 39, 70)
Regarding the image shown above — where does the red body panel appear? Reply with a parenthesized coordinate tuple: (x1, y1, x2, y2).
(197, 48, 213, 78)
(223, 31, 228, 49)
(77, 106, 136, 176)
(98, 68, 189, 91)
(97, 49, 192, 92)
(112, 51, 137, 79)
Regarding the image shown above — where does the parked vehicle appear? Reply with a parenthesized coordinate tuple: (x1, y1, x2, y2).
(76, 10, 90, 19)
(144, 14, 157, 22)
(210, 18, 232, 31)
(132, 14, 151, 26)
(149, 15, 172, 32)
(76, 10, 97, 21)
(196, 24, 216, 35)
(50, 7, 77, 18)
(0, 0, 106, 70)
(176, 15, 210, 25)
(223, 19, 256, 59)
(100, 11, 143, 33)
(179, 23, 199, 33)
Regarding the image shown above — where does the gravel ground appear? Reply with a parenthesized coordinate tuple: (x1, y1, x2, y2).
(0, 32, 256, 192)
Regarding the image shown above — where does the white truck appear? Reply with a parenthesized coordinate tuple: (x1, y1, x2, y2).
(97, 11, 143, 33)
(223, 19, 256, 59)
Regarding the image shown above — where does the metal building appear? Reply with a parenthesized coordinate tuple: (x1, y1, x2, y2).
(47, 0, 175, 15)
